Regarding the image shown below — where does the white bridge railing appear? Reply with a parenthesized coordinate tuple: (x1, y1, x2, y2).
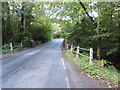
(68, 44, 93, 65)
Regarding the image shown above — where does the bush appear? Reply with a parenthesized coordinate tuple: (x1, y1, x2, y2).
(2, 43, 23, 54)
(31, 16, 53, 42)
(2, 44, 10, 50)
(14, 43, 23, 51)
(2, 44, 11, 54)
(95, 59, 112, 67)
(22, 37, 32, 47)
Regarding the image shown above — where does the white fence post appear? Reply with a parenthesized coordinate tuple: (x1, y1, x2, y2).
(21, 42, 23, 49)
(70, 45, 73, 51)
(10, 42, 13, 54)
(89, 48, 93, 65)
(76, 46, 79, 58)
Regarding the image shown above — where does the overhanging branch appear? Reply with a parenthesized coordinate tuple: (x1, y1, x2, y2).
(78, 0, 94, 22)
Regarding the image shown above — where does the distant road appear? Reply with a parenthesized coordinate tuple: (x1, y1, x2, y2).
(2, 39, 107, 88)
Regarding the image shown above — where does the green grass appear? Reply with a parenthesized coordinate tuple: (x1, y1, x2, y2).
(64, 51, 120, 84)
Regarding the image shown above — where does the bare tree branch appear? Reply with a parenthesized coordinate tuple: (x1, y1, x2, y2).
(78, 0, 94, 22)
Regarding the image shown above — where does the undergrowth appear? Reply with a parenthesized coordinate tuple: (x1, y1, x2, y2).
(2, 43, 23, 54)
(64, 51, 120, 85)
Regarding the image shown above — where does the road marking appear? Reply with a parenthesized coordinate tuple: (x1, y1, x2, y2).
(65, 76, 70, 88)
(62, 58, 70, 88)
(62, 58, 66, 70)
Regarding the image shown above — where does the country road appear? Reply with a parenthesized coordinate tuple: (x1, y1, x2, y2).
(2, 39, 108, 88)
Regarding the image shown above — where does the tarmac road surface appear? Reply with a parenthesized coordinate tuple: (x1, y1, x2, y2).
(2, 39, 107, 88)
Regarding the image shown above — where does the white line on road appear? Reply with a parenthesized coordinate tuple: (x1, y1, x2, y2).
(62, 58, 66, 70)
(65, 76, 70, 88)
(62, 58, 71, 88)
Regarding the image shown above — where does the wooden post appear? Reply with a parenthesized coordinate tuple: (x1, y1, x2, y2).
(76, 46, 79, 58)
(66, 43, 69, 51)
(89, 48, 93, 65)
(65, 40, 67, 50)
(31, 40, 34, 47)
(10, 42, 13, 54)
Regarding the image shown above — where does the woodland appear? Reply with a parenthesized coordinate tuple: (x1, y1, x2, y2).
(2, 2, 120, 70)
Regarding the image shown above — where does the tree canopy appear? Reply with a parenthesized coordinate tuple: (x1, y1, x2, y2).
(2, 1, 120, 69)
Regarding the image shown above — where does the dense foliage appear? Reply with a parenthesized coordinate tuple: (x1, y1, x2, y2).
(2, 2, 120, 69)
(2, 2, 53, 46)
(59, 2, 120, 69)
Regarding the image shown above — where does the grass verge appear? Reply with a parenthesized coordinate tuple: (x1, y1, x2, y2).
(64, 51, 120, 88)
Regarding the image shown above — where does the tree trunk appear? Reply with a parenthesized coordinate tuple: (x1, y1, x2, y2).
(81, 18, 85, 35)
(2, 2, 11, 44)
(21, 2, 26, 31)
(96, 6, 101, 60)
(6, 2, 11, 42)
